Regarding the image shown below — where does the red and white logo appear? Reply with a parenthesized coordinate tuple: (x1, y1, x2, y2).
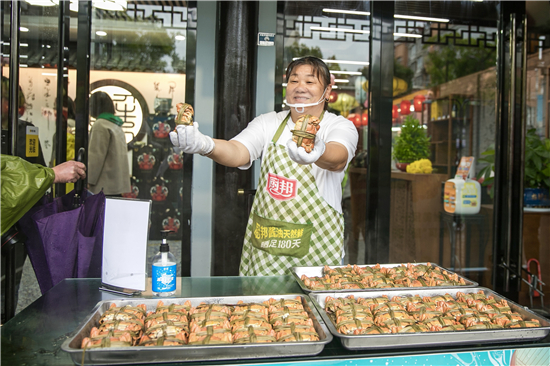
(266, 172, 297, 201)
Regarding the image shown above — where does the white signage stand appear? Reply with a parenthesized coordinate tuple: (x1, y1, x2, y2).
(100, 197, 151, 294)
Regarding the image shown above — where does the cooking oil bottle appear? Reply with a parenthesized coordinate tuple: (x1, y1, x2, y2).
(152, 230, 176, 296)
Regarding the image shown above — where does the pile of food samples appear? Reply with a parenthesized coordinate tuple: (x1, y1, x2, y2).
(81, 298, 320, 348)
(324, 290, 542, 335)
(300, 263, 468, 290)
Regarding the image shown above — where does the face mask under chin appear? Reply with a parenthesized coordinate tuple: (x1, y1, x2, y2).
(286, 87, 328, 113)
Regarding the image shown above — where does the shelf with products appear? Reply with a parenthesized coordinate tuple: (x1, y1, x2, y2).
(423, 95, 473, 178)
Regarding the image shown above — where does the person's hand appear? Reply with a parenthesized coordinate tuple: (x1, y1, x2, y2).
(52, 160, 86, 184)
(169, 122, 215, 156)
(286, 136, 326, 165)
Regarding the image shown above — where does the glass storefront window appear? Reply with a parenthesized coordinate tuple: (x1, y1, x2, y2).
(4, 1, 193, 277)
(281, 1, 370, 265)
(389, 2, 498, 287)
(3, 2, 62, 167)
(522, 1, 550, 310)
(3, 1, 546, 308)
(88, 1, 192, 274)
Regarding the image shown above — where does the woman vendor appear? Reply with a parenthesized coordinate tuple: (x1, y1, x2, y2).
(170, 56, 358, 276)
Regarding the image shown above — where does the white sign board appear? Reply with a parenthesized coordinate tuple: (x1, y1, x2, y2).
(101, 197, 151, 291)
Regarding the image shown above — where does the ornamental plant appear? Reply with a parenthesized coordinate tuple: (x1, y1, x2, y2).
(477, 145, 496, 199)
(478, 128, 550, 199)
(524, 128, 550, 191)
(392, 115, 431, 164)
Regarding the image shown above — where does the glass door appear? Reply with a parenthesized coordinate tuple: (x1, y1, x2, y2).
(1, 0, 65, 322)
(521, 1, 550, 315)
(278, 1, 370, 265)
(388, 1, 499, 289)
(1, 2, 196, 320)
(276, 1, 538, 301)
(88, 1, 194, 275)
(2, 1, 63, 168)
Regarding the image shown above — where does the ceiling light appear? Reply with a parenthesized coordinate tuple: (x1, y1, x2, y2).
(334, 79, 349, 83)
(175, 35, 186, 41)
(20, 27, 29, 32)
(330, 71, 363, 75)
(92, 0, 127, 11)
(322, 8, 370, 16)
(96, 31, 107, 37)
(311, 26, 369, 35)
(323, 59, 369, 66)
(394, 33, 422, 38)
(291, 58, 368, 66)
(25, 0, 57, 6)
(394, 14, 449, 23)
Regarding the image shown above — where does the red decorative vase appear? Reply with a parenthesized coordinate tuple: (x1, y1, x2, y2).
(396, 162, 409, 172)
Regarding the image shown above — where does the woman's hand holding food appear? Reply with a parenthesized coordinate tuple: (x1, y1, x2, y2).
(169, 122, 215, 156)
(286, 136, 326, 165)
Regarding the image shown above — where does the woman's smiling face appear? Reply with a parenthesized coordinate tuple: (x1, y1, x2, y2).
(286, 64, 330, 116)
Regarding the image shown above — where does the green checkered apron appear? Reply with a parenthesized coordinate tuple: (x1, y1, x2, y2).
(239, 112, 344, 276)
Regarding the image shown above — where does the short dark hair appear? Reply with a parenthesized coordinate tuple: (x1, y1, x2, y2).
(67, 97, 76, 120)
(286, 56, 331, 89)
(89, 91, 115, 118)
(54, 96, 76, 120)
(2, 76, 26, 108)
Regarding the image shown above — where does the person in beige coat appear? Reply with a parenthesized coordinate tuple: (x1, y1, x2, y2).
(87, 91, 130, 196)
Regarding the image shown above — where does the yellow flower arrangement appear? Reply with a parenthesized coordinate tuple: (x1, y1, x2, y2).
(406, 159, 433, 174)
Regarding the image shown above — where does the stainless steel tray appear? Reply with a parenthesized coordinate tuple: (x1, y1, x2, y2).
(309, 287, 550, 350)
(61, 294, 332, 365)
(292, 262, 478, 293)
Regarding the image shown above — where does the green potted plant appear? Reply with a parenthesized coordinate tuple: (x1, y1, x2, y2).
(478, 128, 550, 206)
(524, 128, 550, 206)
(392, 115, 431, 171)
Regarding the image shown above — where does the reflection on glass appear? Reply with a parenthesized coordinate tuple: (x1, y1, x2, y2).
(388, 2, 498, 291)
(9, 3, 61, 167)
(282, 1, 370, 265)
(88, 2, 190, 251)
(521, 1, 550, 311)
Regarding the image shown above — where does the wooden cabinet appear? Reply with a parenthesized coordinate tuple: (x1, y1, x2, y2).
(424, 95, 473, 178)
(347, 168, 448, 265)
(389, 171, 449, 263)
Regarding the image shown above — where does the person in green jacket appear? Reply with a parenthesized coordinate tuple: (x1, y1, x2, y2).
(1, 154, 85, 323)
(1, 155, 86, 235)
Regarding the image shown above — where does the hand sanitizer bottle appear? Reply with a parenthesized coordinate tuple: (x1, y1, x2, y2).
(152, 230, 176, 297)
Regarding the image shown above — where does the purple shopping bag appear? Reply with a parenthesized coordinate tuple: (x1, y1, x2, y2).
(18, 190, 105, 294)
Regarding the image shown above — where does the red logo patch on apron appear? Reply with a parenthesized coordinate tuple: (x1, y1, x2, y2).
(266, 172, 298, 201)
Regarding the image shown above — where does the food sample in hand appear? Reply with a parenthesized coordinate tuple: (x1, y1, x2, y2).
(291, 114, 320, 153)
(175, 103, 194, 127)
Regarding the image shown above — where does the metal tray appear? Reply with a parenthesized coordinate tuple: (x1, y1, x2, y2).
(61, 294, 332, 365)
(309, 287, 550, 350)
(292, 262, 478, 293)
